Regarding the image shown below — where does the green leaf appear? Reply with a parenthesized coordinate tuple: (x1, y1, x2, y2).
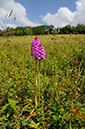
(8, 99, 18, 110)
(69, 120, 72, 129)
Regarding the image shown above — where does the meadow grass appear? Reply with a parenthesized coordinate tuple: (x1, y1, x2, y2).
(0, 34, 85, 129)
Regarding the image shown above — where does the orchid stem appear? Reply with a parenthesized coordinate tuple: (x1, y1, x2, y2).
(35, 74, 38, 107)
(38, 60, 40, 105)
(35, 60, 41, 107)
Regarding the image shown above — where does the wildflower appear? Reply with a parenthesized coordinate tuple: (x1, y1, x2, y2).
(31, 37, 45, 61)
(53, 33, 55, 36)
(75, 108, 79, 115)
(73, 61, 79, 66)
(71, 108, 79, 116)
(59, 82, 61, 86)
(71, 110, 75, 114)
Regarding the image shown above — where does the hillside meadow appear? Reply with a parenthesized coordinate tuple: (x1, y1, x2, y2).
(0, 34, 85, 129)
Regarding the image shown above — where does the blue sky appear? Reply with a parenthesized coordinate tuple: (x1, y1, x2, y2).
(14, 0, 76, 24)
(0, 0, 85, 30)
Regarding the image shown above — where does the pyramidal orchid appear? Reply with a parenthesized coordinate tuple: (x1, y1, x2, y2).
(31, 37, 45, 107)
(31, 37, 45, 61)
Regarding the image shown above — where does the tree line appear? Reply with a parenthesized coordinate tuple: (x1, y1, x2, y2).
(0, 23, 85, 36)
(57, 24, 85, 34)
(0, 25, 54, 37)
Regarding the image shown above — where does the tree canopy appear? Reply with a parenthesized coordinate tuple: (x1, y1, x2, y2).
(0, 24, 85, 37)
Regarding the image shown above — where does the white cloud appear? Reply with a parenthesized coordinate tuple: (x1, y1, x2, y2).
(72, 0, 85, 26)
(42, 7, 73, 28)
(42, 0, 85, 28)
(0, 0, 40, 30)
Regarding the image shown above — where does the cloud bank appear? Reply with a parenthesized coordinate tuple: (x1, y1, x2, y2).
(42, 0, 85, 28)
(0, 0, 40, 30)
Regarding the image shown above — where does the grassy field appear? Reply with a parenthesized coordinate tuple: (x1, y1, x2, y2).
(0, 34, 85, 129)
